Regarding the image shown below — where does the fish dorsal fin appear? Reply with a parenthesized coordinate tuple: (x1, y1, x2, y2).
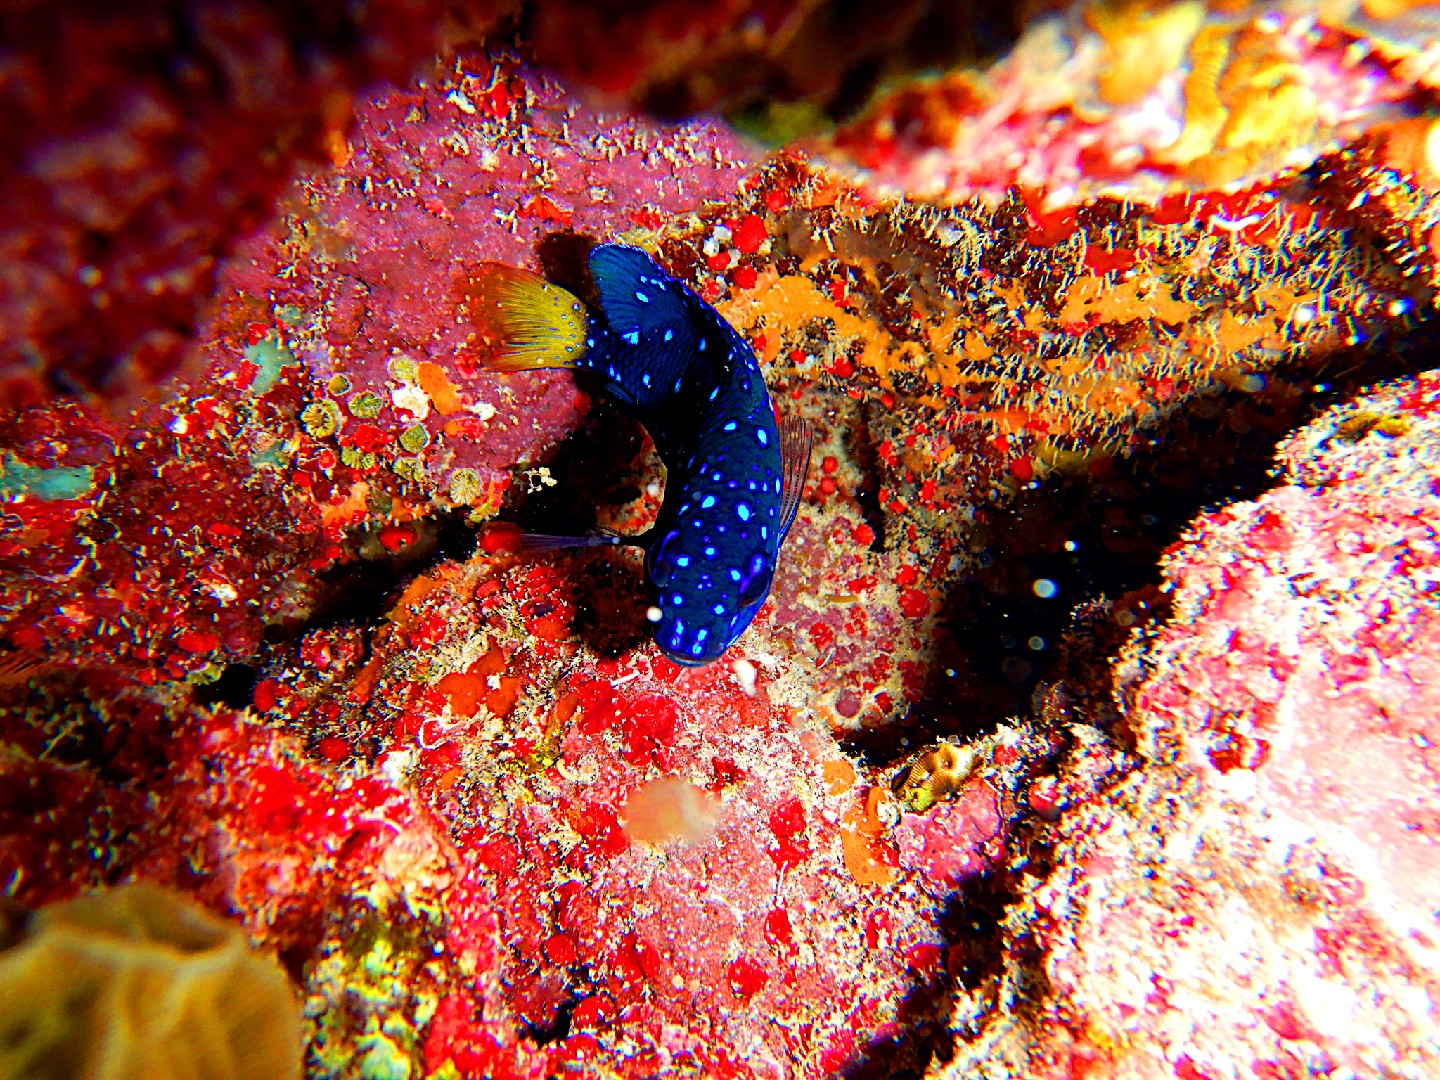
(776, 413, 813, 542)
(589, 244, 694, 347)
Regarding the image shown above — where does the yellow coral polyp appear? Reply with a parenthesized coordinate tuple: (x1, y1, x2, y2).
(893, 741, 978, 812)
(0, 884, 301, 1080)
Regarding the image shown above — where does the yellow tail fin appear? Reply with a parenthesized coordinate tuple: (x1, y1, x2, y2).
(462, 263, 588, 371)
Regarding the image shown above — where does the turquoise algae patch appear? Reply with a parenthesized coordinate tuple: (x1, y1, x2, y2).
(0, 455, 95, 501)
(244, 334, 301, 396)
(248, 438, 297, 472)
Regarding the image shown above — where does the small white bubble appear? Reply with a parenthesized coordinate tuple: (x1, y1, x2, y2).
(1032, 578, 1058, 599)
(1027, 636, 1045, 651)
(1063, 540, 1078, 552)
(645, 606, 663, 623)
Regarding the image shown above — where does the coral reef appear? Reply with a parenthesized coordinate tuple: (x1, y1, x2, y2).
(2, 3, 1440, 1079)
(0, 883, 300, 1080)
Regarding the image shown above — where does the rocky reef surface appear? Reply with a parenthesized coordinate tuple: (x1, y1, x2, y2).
(2, 3, 1439, 1078)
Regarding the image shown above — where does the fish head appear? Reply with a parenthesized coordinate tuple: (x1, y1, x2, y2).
(646, 530, 774, 666)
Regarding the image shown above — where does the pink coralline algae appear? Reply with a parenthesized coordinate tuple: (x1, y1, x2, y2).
(952, 371, 1440, 1079)
(0, 0, 517, 408)
(298, 551, 1009, 1077)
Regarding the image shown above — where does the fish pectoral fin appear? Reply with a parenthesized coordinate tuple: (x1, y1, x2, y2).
(776, 413, 814, 542)
(589, 244, 694, 347)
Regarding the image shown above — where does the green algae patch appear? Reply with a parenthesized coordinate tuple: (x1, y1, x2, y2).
(0, 456, 95, 501)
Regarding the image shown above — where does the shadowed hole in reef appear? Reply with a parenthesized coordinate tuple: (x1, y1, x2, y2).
(503, 377, 659, 660)
(836, 314, 1439, 1075)
(299, 507, 479, 632)
(193, 662, 256, 710)
(248, 507, 480, 682)
(841, 871, 1012, 1080)
(522, 995, 577, 1046)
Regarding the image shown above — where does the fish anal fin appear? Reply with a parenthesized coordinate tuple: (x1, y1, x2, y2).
(461, 263, 589, 371)
(777, 413, 814, 542)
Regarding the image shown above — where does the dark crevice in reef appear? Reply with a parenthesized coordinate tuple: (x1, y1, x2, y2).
(194, 661, 257, 711)
(851, 399, 891, 553)
(841, 871, 1011, 1079)
(504, 388, 656, 662)
(301, 506, 481, 636)
(521, 994, 576, 1047)
(848, 312, 1440, 770)
(836, 313, 1440, 1076)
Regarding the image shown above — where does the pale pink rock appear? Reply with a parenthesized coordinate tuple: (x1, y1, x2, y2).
(893, 780, 1002, 897)
(943, 371, 1440, 1079)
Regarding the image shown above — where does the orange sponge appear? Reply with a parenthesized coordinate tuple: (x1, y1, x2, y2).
(0, 884, 301, 1080)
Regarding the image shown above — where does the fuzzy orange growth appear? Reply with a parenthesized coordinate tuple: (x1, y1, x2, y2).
(546, 692, 580, 743)
(861, 785, 894, 837)
(841, 828, 895, 887)
(386, 567, 458, 630)
(436, 640, 521, 719)
(724, 273, 926, 387)
(1058, 274, 1193, 327)
(321, 480, 370, 530)
(417, 362, 463, 415)
(349, 655, 384, 705)
(822, 758, 857, 795)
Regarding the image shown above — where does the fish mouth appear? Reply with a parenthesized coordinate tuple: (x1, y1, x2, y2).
(657, 647, 720, 668)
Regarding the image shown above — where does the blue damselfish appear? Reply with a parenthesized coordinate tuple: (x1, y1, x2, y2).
(467, 243, 811, 666)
